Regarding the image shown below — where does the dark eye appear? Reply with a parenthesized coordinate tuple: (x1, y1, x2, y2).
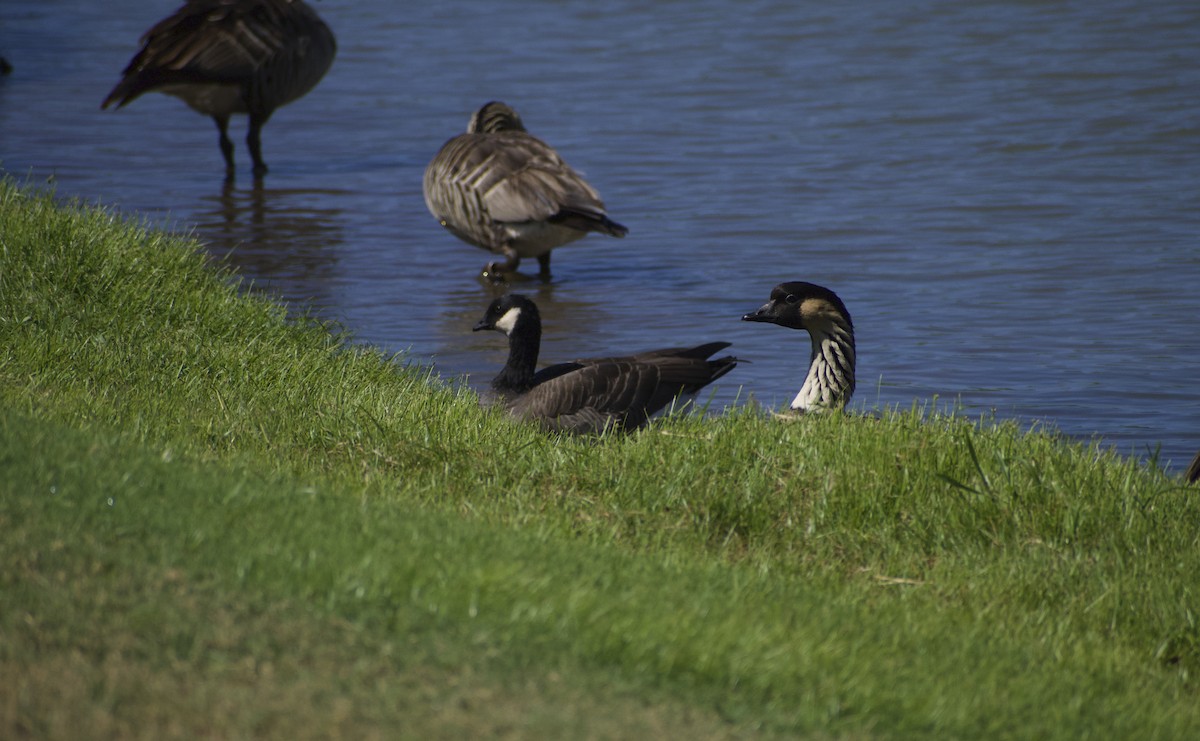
(784, 294, 799, 304)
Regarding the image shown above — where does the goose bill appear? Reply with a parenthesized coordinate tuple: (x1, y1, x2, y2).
(742, 303, 777, 322)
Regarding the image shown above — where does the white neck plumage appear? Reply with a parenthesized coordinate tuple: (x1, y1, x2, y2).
(791, 317, 856, 413)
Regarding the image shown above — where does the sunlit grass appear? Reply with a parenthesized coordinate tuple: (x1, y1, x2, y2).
(3, 178, 1199, 739)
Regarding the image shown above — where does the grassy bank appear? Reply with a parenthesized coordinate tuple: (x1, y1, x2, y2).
(2, 179, 1198, 738)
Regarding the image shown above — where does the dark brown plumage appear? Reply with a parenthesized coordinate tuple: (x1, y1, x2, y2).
(473, 294, 736, 434)
(102, 0, 336, 178)
(425, 101, 627, 280)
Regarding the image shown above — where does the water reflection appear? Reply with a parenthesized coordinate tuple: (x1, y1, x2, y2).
(194, 180, 347, 310)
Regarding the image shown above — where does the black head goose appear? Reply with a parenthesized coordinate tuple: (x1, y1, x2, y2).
(424, 101, 628, 281)
(102, 0, 337, 179)
(742, 281, 856, 414)
(473, 294, 736, 434)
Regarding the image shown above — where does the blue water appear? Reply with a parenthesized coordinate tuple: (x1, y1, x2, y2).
(2, 0, 1198, 472)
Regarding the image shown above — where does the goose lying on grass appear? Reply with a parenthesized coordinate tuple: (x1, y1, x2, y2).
(473, 294, 736, 434)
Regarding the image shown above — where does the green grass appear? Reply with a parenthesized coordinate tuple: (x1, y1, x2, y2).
(2, 178, 1199, 738)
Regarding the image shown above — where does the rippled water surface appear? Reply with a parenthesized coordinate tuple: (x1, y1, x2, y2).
(2, 0, 1198, 470)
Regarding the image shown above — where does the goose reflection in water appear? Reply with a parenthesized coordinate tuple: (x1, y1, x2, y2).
(193, 180, 346, 311)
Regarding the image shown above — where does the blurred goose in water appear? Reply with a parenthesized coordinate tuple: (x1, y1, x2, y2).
(742, 281, 856, 414)
(102, 0, 336, 179)
(473, 294, 736, 434)
(424, 101, 628, 281)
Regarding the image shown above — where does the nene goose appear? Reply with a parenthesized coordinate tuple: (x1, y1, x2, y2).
(742, 281, 856, 414)
(473, 294, 736, 434)
(102, 0, 336, 178)
(424, 101, 628, 281)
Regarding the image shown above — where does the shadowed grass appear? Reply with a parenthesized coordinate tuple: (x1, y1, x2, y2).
(3, 418, 794, 740)
(3, 179, 1199, 738)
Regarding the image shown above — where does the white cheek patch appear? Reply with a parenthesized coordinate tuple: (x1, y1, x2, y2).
(494, 306, 522, 334)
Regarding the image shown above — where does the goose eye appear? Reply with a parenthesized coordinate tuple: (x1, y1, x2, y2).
(784, 294, 799, 304)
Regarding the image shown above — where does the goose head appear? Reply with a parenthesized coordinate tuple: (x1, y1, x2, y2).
(742, 281, 852, 332)
(473, 293, 540, 337)
(743, 281, 856, 413)
(468, 101, 527, 134)
(474, 294, 542, 392)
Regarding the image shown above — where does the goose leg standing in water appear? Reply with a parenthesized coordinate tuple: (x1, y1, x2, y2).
(742, 281, 856, 414)
(102, 0, 337, 180)
(474, 294, 737, 434)
(425, 101, 628, 281)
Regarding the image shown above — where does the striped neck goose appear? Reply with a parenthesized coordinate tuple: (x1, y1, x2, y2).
(424, 101, 628, 281)
(742, 281, 856, 413)
(473, 294, 737, 434)
(102, 0, 337, 179)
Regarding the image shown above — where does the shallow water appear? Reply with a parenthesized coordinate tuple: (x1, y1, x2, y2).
(2, 0, 1198, 471)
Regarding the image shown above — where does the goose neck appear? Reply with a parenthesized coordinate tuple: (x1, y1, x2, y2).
(492, 321, 541, 393)
(791, 319, 856, 413)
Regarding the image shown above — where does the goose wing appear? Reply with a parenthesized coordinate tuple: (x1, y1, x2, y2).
(509, 360, 666, 434)
(476, 133, 607, 223)
(510, 354, 736, 434)
(530, 361, 586, 386)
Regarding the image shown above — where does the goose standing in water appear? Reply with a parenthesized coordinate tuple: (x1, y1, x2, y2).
(473, 294, 736, 434)
(102, 0, 336, 179)
(742, 281, 856, 414)
(424, 101, 628, 281)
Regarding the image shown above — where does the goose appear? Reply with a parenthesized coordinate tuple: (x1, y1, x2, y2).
(102, 0, 336, 179)
(742, 281, 856, 414)
(473, 294, 737, 434)
(424, 101, 628, 281)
